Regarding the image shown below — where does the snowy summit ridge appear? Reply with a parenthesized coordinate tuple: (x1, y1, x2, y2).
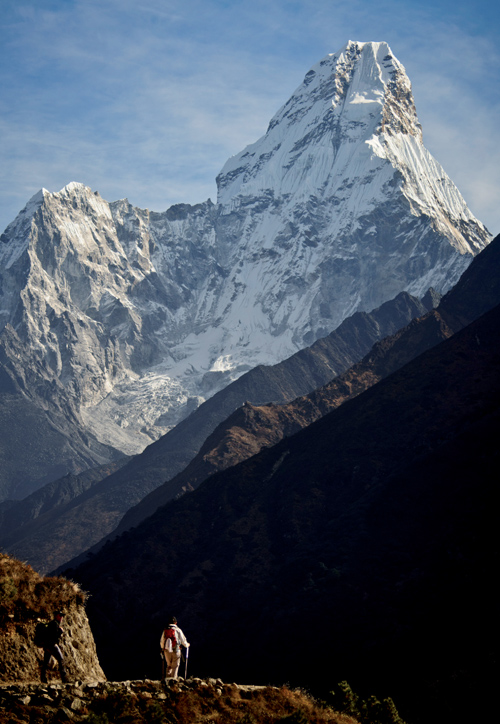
(0, 41, 491, 476)
(219, 41, 422, 200)
(218, 40, 480, 255)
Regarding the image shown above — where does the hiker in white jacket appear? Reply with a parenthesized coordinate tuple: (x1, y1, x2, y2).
(160, 616, 190, 679)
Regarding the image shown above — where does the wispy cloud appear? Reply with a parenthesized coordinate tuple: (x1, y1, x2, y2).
(1, 0, 499, 233)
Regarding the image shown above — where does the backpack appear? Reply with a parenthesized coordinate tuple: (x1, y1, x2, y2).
(163, 626, 178, 652)
(34, 622, 50, 648)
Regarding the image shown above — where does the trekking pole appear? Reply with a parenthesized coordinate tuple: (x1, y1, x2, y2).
(184, 646, 189, 679)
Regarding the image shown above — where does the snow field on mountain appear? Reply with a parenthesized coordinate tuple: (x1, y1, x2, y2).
(0, 41, 491, 462)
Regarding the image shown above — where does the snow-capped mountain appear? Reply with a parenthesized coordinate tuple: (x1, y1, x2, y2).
(0, 41, 490, 492)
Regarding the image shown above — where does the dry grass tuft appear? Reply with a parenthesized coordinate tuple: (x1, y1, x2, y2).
(0, 552, 86, 625)
(170, 684, 358, 724)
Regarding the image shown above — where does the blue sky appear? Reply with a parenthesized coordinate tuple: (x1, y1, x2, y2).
(1, 0, 499, 235)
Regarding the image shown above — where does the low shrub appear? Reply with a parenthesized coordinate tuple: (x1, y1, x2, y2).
(328, 681, 407, 724)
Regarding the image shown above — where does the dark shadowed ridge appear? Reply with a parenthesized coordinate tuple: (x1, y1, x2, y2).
(0, 457, 131, 569)
(65, 237, 500, 724)
(1, 291, 431, 572)
(62, 233, 500, 564)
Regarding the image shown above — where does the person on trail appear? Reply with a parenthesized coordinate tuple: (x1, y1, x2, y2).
(41, 611, 67, 683)
(160, 616, 190, 680)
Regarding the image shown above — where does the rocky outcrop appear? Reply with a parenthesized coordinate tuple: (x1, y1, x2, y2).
(0, 603, 105, 686)
(0, 554, 105, 685)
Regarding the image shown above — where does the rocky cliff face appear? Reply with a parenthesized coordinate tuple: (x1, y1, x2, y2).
(0, 554, 105, 685)
(0, 602, 105, 686)
(0, 41, 490, 499)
